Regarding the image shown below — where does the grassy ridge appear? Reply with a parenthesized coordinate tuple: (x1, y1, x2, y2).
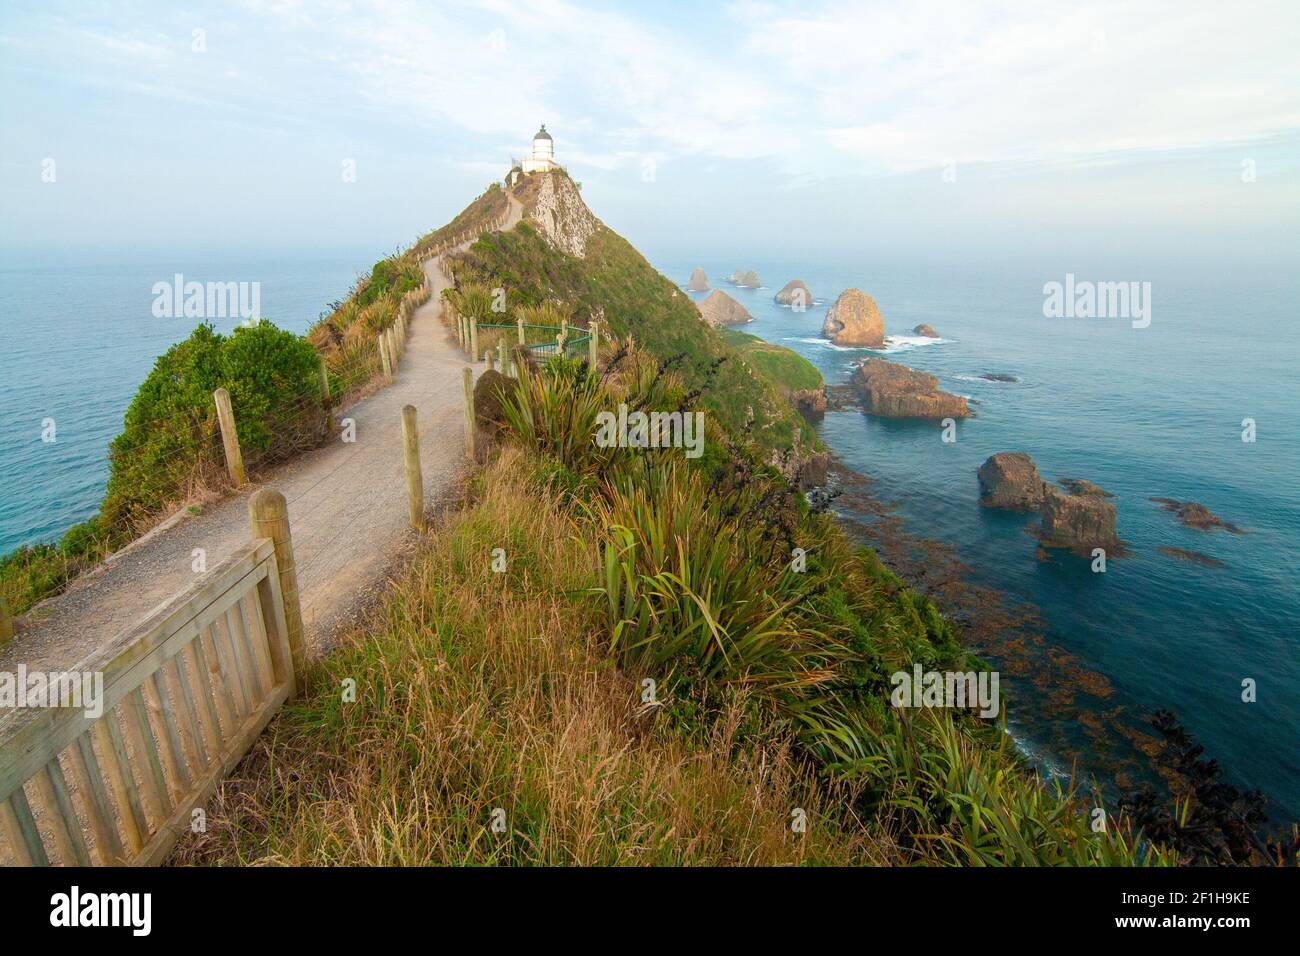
(450, 219, 819, 464)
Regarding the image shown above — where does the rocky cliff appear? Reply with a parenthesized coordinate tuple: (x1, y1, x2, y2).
(822, 289, 885, 347)
(523, 171, 600, 258)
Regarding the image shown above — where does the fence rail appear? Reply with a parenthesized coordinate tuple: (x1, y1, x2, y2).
(0, 534, 295, 866)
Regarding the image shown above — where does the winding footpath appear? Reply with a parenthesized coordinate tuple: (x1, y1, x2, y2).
(0, 198, 524, 680)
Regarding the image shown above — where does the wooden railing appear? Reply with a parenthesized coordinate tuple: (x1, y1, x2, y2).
(0, 494, 300, 866)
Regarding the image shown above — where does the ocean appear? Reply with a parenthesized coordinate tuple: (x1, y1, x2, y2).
(2, 241, 1297, 824)
(0, 246, 374, 554)
(652, 251, 1300, 824)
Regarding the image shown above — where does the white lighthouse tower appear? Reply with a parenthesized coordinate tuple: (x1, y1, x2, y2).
(520, 124, 557, 174)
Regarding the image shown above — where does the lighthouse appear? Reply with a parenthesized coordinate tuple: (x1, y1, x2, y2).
(520, 124, 557, 174)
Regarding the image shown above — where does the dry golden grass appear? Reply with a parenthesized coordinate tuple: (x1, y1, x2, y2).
(173, 449, 891, 865)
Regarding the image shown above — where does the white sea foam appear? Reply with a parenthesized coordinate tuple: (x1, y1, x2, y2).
(878, 334, 947, 352)
(786, 336, 859, 350)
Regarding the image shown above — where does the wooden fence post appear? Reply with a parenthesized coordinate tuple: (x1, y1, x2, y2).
(0, 595, 13, 648)
(213, 387, 246, 487)
(379, 333, 393, 382)
(516, 317, 525, 345)
(470, 317, 479, 362)
(318, 356, 330, 403)
(589, 320, 600, 367)
(401, 405, 424, 530)
(248, 490, 306, 692)
(388, 326, 399, 368)
(486, 349, 495, 371)
(498, 338, 508, 373)
(462, 366, 476, 460)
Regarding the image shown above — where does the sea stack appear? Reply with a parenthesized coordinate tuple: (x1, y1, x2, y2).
(822, 289, 885, 347)
(977, 452, 1047, 511)
(977, 453, 1123, 553)
(738, 270, 760, 288)
(697, 289, 753, 327)
(687, 267, 709, 292)
(774, 279, 814, 310)
(855, 358, 968, 419)
(913, 324, 939, 338)
(1040, 486, 1121, 552)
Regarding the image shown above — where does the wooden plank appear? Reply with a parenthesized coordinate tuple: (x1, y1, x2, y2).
(165, 653, 209, 774)
(199, 626, 238, 738)
(69, 734, 126, 865)
(32, 758, 92, 866)
(254, 554, 295, 695)
(4, 787, 47, 866)
(92, 716, 147, 856)
(229, 600, 265, 705)
(242, 591, 276, 696)
(182, 641, 224, 758)
(123, 688, 171, 827)
(216, 610, 252, 717)
(133, 683, 289, 867)
(145, 671, 191, 803)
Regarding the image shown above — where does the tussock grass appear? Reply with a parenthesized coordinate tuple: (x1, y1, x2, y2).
(175, 450, 885, 866)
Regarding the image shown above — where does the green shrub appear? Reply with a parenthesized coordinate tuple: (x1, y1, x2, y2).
(102, 320, 323, 531)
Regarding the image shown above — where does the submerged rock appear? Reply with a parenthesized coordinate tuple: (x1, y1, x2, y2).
(822, 289, 885, 347)
(687, 267, 709, 291)
(980, 373, 1019, 383)
(913, 323, 939, 338)
(1157, 546, 1226, 569)
(697, 289, 753, 327)
(978, 452, 1047, 511)
(1150, 498, 1244, 533)
(774, 279, 814, 310)
(855, 358, 969, 419)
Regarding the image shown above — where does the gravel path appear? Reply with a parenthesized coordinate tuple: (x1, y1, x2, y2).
(0, 208, 520, 678)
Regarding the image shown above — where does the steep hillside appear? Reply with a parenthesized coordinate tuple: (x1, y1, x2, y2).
(449, 170, 824, 479)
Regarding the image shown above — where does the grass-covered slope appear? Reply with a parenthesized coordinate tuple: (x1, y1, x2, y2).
(721, 328, 824, 397)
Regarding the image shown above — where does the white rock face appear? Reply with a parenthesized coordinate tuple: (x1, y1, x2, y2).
(531, 173, 599, 258)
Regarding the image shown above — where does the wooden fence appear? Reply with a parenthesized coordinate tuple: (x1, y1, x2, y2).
(0, 493, 301, 866)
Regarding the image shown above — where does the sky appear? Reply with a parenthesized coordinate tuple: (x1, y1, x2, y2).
(1, 0, 1298, 267)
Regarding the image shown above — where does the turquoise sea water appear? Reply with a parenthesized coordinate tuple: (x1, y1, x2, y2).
(1, 242, 1297, 824)
(650, 252, 1300, 824)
